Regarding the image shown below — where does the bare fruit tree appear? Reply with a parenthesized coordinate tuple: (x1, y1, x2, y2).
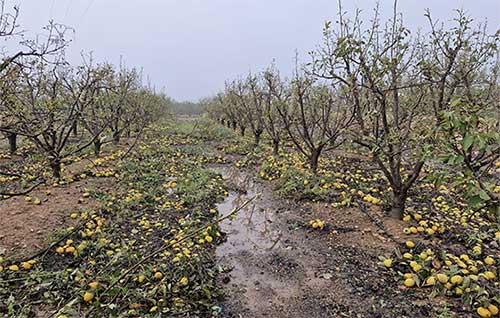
(424, 12, 500, 218)
(1, 0, 71, 155)
(5, 59, 102, 179)
(225, 80, 249, 136)
(311, 4, 430, 218)
(277, 68, 353, 174)
(107, 65, 140, 144)
(0, 1, 70, 74)
(262, 65, 289, 155)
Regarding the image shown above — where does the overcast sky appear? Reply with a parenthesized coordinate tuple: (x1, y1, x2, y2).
(7, 0, 500, 101)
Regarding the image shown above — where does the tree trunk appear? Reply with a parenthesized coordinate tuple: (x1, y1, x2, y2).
(389, 189, 407, 219)
(310, 148, 322, 174)
(272, 139, 280, 156)
(240, 126, 246, 137)
(50, 158, 62, 180)
(254, 131, 262, 145)
(232, 121, 237, 130)
(94, 139, 102, 157)
(7, 133, 16, 155)
(113, 130, 120, 144)
(72, 122, 78, 136)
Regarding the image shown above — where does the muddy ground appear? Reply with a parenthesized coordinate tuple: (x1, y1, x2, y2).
(211, 161, 455, 318)
(0, 146, 120, 260)
(0, 178, 109, 259)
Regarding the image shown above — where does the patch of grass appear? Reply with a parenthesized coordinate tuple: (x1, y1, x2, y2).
(176, 118, 236, 142)
(176, 167, 227, 207)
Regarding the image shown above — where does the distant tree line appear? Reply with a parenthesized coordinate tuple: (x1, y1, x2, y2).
(171, 100, 206, 116)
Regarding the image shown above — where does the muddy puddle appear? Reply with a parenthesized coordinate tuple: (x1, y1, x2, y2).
(210, 165, 333, 317)
(214, 167, 281, 256)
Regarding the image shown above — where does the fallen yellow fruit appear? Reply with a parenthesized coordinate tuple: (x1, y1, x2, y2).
(477, 307, 492, 318)
(425, 276, 436, 285)
(383, 259, 393, 268)
(179, 276, 189, 286)
(488, 304, 498, 315)
(403, 278, 415, 287)
(450, 275, 463, 285)
(436, 273, 448, 284)
(83, 291, 94, 302)
(154, 272, 163, 280)
(484, 256, 495, 265)
(484, 271, 496, 280)
(21, 262, 32, 270)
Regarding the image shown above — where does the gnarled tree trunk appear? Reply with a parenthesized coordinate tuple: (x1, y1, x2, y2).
(272, 139, 280, 156)
(94, 139, 102, 157)
(389, 189, 407, 219)
(7, 133, 16, 155)
(309, 148, 322, 174)
(254, 130, 262, 145)
(50, 158, 62, 180)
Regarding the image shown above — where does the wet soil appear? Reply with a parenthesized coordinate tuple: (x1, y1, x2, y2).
(0, 177, 112, 259)
(211, 164, 452, 318)
(0, 150, 120, 260)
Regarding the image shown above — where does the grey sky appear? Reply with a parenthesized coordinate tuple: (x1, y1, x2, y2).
(10, 0, 500, 101)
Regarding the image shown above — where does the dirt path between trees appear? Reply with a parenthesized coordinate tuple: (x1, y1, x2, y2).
(213, 165, 330, 317)
(210, 163, 451, 318)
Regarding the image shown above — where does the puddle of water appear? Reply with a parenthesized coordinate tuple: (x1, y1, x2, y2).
(210, 165, 330, 315)
(216, 191, 279, 255)
(212, 165, 300, 310)
(213, 166, 281, 256)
